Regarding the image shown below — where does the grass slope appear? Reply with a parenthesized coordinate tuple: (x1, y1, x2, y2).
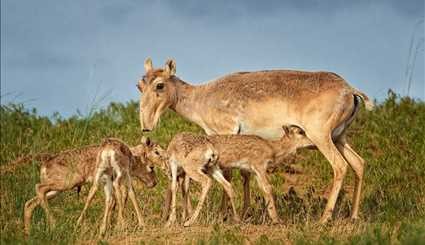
(1, 92, 424, 244)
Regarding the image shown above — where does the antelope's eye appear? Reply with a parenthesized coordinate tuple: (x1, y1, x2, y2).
(156, 83, 164, 90)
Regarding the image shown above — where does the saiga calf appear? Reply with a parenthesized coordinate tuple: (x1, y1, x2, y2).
(165, 126, 311, 225)
(22, 138, 156, 236)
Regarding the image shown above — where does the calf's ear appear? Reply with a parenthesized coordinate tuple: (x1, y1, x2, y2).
(144, 58, 153, 72)
(164, 59, 176, 76)
(141, 136, 151, 146)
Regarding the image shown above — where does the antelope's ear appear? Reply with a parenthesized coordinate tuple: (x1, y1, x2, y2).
(144, 58, 153, 72)
(164, 59, 176, 76)
(290, 126, 305, 136)
(141, 136, 151, 146)
(282, 126, 290, 136)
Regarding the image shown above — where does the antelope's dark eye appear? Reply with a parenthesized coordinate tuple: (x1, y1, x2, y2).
(156, 83, 164, 90)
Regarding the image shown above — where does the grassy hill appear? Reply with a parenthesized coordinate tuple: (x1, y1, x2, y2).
(1, 91, 424, 244)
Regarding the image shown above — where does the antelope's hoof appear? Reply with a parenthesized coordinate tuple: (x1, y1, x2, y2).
(165, 220, 175, 228)
(183, 220, 193, 227)
(232, 216, 241, 224)
(76, 217, 83, 226)
(319, 216, 332, 225)
(271, 219, 281, 225)
(350, 215, 360, 223)
(48, 217, 57, 227)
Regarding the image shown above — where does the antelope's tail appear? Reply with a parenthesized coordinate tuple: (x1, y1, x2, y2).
(352, 87, 375, 111)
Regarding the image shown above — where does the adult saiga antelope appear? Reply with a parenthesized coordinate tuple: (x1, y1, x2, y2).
(137, 58, 374, 223)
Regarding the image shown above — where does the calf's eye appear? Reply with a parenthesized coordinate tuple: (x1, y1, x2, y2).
(156, 83, 164, 90)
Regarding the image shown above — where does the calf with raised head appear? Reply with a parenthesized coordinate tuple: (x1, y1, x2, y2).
(205, 126, 312, 223)
(22, 138, 157, 236)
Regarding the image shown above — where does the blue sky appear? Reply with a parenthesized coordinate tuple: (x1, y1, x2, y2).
(1, 0, 424, 117)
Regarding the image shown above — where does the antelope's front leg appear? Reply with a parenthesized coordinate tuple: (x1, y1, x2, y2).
(162, 184, 172, 221)
(253, 168, 280, 224)
(76, 173, 102, 227)
(182, 174, 193, 219)
(219, 169, 232, 215)
(166, 159, 178, 226)
(126, 173, 144, 227)
(241, 170, 251, 217)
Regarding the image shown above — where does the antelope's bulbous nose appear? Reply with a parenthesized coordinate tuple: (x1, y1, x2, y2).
(142, 128, 151, 132)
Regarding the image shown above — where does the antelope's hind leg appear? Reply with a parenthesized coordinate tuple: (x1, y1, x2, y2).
(307, 132, 349, 224)
(24, 191, 59, 236)
(35, 184, 58, 227)
(99, 178, 114, 237)
(183, 168, 213, 227)
(335, 136, 365, 220)
(211, 167, 240, 223)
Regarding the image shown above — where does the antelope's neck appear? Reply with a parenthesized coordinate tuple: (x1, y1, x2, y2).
(171, 80, 205, 127)
(269, 139, 296, 157)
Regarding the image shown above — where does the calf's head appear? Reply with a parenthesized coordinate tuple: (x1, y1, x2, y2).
(131, 155, 157, 188)
(280, 126, 313, 152)
(131, 136, 168, 174)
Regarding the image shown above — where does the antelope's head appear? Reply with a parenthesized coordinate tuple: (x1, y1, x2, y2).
(137, 58, 178, 132)
(131, 136, 168, 173)
(131, 156, 157, 188)
(280, 126, 313, 151)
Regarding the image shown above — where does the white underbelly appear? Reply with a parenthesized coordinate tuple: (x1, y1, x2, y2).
(238, 100, 299, 140)
(240, 125, 284, 140)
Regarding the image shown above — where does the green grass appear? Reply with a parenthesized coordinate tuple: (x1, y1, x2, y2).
(1, 91, 424, 244)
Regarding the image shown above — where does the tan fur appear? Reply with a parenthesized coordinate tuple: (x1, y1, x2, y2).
(76, 138, 157, 236)
(23, 138, 156, 236)
(126, 136, 183, 221)
(139, 58, 373, 223)
(161, 127, 311, 225)
(165, 133, 240, 227)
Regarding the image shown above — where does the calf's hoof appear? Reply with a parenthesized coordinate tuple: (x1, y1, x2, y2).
(319, 217, 331, 225)
(232, 216, 241, 224)
(165, 219, 175, 228)
(271, 219, 282, 225)
(183, 220, 193, 227)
